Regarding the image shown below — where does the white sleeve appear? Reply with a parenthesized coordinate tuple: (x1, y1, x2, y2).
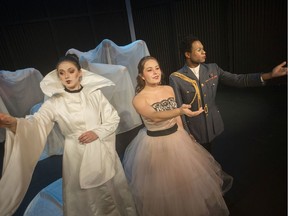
(0, 100, 56, 216)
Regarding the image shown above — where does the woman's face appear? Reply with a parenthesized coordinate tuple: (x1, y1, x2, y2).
(141, 59, 161, 86)
(57, 61, 82, 91)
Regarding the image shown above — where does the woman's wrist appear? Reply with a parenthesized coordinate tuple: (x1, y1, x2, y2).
(178, 107, 184, 115)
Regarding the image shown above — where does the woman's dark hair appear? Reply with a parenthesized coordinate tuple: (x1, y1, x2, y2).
(135, 56, 163, 94)
(56, 54, 81, 71)
(179, 35, 199, 60)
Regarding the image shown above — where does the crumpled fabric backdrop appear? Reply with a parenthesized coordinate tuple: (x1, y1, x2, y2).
(67, 39, 150, 88)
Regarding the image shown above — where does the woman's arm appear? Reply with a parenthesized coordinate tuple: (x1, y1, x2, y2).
(89, 90, 120, 140)
(133, 87, 203, 123)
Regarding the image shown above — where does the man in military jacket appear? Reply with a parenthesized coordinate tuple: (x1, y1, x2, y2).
(169, 35, 287, 151)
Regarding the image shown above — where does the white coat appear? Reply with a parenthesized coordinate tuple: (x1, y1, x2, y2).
(0, 69, 137, 216)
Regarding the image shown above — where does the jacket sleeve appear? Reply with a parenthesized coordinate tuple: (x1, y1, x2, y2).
(216, 64, 263, 87)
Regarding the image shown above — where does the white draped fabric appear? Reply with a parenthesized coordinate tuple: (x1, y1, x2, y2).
(0, 68, 44, 142)
(30, 104, 65, 160)
(0, 69, 64, 159)
(66, 39, 150, 88)
(24, 178, 63, 216)
(86, 63, 142, 134)
(0, 68, 44, 117)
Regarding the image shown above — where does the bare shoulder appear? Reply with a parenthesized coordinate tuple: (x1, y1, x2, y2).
(132, 92, 146, 106)
(162, 85, 174, 94)
(132, 93, 140, 103)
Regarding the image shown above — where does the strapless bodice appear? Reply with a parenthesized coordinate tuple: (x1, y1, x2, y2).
(141, 97, 177, 131)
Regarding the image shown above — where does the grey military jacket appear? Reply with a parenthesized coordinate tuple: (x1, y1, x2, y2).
(169, 63, 263, 144)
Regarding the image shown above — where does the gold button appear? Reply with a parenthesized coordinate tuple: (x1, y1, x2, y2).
(201, 83, 204, 87)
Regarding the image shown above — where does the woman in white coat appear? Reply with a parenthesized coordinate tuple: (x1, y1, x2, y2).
(0, 54, 137, 216)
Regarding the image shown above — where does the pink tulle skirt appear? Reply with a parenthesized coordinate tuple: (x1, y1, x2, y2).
(123, 127, 232, 216)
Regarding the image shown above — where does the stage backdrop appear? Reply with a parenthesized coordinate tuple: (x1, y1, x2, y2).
(0, 0, 286, 83)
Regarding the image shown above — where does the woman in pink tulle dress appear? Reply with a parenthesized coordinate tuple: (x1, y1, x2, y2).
(123, 56, 233, 216)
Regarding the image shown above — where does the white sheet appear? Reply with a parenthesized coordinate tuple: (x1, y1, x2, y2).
(67, 39, 150, 88)
(0, 68, 44, 117)
(86, 63, 142, 134)
(0, 68, 44, 142)
(24, 178, 63, 216)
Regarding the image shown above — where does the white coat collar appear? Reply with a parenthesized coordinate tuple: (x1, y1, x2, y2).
(40, 69, 114, 97)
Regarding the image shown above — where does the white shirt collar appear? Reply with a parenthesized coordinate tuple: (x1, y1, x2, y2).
(189, 65, 200, 79)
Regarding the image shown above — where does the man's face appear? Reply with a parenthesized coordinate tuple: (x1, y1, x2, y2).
(185, 40, 206, 66)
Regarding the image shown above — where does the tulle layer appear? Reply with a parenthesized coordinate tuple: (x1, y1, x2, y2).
(123, 127, 232, 216)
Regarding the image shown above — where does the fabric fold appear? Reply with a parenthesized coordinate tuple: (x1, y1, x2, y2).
(79, 135, 116, 189)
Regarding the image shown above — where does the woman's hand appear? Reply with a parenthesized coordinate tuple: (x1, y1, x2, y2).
(78, 131, 99, 144)
(0, 113, 17, 133)
(180, 105, 204, 117)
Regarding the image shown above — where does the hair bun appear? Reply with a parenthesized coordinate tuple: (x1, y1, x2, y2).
(66, 53, 79, 61)
(56, 53, 81, 70)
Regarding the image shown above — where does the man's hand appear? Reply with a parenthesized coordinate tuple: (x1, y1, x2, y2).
(271, 61, 288, 78)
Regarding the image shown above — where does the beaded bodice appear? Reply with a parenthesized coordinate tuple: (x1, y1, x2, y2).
(151, 97, 177, 111)
(142, 97, 177, 131)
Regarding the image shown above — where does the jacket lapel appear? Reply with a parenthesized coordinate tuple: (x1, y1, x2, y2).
(198, 64, 209, 84)
(182, 65, 198, 81)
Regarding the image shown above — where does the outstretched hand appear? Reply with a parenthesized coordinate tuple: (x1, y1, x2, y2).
(0, 113, 17, 132)
(0, 113, 14, 127)
(271, 61, 288, 78)
(180, 104, 204, 117)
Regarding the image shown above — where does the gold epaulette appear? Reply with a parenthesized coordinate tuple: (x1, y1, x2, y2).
(171, 72, 202, 109)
